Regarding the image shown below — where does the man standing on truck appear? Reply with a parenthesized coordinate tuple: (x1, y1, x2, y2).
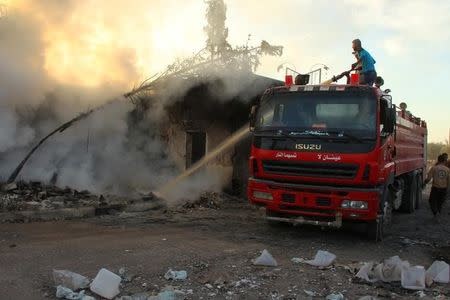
(424, 154, 450, 219)
(351, 39, 377, 86)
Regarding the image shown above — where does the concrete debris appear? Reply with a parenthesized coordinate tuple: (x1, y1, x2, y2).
(118, 267, 136, 282)
(117, 293, 150, 300)
(356, 262, 378, 283)
(326, 292, 344, 300)
(291, 257, 303, 264)
(1, 182, 17, 192)
(81, 296, 96, 300)
(148, 289, 185, 300)
(56, 285, 86, 300)
(0, 181, 165, 222)
(234, 278, 260, 289)
(426, 261, 450, 284)
(253, 249, 278, 267)
(374, 256, 409, 282)
(53, 269, 90, 291)
(400, 236, 433, 247)
(182, 191, 222, 209)
(89, 268, 121, 299)
(1, 181, 97, 212)
(305, 250, 336, 267)
(303, 289, 317, 296)
(0, 193, 20, 211)
(416, 291, 427, 298)
(164, 269, 187, 281)
(356, 256, 410, 283)
(358, 297, 377, 300)
(401, 265, 426, 290)
(336, 262, 361, 274)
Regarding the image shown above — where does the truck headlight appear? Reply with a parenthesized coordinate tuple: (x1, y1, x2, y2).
(341, 200, 368, 210)
(253, 191, 273, 201)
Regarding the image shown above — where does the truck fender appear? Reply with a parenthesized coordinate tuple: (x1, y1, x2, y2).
(385, 172, 395, 186)
(382, 162, 395, 183)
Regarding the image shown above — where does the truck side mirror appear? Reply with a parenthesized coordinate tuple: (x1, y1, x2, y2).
(249, 105, 258, 131)
(383, 107, 396, 134)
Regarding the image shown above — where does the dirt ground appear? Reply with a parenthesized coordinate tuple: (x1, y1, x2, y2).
(1, 189, 449, 300)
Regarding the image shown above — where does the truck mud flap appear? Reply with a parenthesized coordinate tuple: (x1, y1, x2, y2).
(266, 212, 343, 228)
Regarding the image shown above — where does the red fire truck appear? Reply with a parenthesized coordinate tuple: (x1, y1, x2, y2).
(247, 72, 427, 240)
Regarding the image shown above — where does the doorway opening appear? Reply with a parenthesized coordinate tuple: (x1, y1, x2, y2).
(185, 131, 206, 169)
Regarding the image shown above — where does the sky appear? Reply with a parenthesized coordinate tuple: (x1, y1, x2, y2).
(3, 0, 450, 142)
(224, 0, 450, 143)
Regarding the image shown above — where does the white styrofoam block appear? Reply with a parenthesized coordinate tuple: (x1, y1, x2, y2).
(90, 268, 121, 299)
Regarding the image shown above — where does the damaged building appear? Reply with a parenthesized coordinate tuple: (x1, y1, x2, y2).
(130, 73, 283, 197)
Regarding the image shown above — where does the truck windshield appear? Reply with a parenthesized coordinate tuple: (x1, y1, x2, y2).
(256, 91, 377, 139)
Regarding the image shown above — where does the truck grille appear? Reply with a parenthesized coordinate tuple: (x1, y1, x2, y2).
(316, 197, 331, 206)
(279, 205, 335, 215)
(262, 160, 358, 179)
(281, 193, 296, 203)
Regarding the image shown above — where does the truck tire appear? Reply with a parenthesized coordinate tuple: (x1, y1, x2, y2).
(415, 175, 423, 209)
(367, 186, 393, 241)
(399, 174, 416, 213)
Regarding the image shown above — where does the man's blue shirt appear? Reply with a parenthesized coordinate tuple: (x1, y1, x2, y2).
(359, 48, 376, 73)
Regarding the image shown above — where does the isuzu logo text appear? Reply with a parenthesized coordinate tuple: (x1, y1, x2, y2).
(295, 144, 322, 151)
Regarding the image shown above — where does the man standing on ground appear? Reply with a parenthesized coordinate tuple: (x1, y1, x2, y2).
(441, 153, 450, 168)
(424, 154, 450, 220)
(351, 39, 377, 85)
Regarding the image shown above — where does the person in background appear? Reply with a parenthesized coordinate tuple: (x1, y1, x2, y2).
(351, 39, 377, 86)
(435, 153, 450, 168)
(424, 154, 450, 220)
(375, 76, 384, 89)
(441, 153, 450, 168)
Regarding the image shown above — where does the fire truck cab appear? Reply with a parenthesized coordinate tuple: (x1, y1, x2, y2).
(247, 73, 427, 241)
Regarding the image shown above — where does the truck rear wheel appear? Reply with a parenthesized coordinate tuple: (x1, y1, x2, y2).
(399, 174, 417, 213)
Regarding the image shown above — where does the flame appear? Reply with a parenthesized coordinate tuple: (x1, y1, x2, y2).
(7, 0, 204, 88)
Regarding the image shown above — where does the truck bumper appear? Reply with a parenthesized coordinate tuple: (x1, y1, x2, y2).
(267, 213, 343, 228)
(248, 177, 381, 223)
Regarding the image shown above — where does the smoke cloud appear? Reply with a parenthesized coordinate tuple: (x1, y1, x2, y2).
(0, 0, 275, 202)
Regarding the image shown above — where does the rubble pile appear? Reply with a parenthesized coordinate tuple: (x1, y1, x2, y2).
(182, 191, 223, 209)
(0, 181, 165, 222)
(0, 181, 98, 211)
